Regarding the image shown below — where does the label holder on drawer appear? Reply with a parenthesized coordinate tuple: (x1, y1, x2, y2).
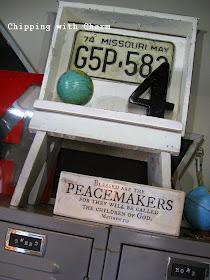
(167, 257, 209, 280)
(5, 228, 47, 257)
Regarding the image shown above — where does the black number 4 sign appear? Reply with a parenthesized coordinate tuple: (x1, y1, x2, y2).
(129, 62, 174, 118)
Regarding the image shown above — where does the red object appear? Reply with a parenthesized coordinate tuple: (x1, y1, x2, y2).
(2, 118, 24, 144)
(0, 71, 57, 202)
(0, 160, 15, 196)
(0, 71, 43, 117)
(0, 71, 43, 147)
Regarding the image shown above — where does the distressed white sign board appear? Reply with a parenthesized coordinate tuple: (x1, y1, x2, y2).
(54, 172, 185, 236)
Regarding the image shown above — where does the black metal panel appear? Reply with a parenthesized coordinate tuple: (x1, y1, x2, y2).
(0, 31, 27, 72)
(52, 148, 148, 198)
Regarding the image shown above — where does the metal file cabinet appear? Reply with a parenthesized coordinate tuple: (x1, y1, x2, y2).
(0, 200, 108, 280)
(0, 199, 210, 280)
(103, 227, 210, 279)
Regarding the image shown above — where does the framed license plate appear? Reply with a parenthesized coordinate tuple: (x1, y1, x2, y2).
(69, 31, 175, 84)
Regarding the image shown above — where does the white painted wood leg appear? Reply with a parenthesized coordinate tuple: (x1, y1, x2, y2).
(10, 131, 61, 207)
(28, 137, 62, 205)
(10, 131, 48, 207)
(147, 152, 171, 189)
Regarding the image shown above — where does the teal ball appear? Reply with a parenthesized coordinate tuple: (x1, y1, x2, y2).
(184, 186, 210, 231)
(57, 70, 94, 105)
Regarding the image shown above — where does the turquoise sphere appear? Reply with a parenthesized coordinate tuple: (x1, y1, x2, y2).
(184, 186, 210, 231)
(57, 70, 93, 105)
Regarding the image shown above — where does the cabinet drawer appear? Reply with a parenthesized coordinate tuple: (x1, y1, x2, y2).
(117, 245, 209, 280)
(0, 221, 92, 280)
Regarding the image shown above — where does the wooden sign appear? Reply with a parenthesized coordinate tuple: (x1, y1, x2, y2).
(54, 172, 185, 236)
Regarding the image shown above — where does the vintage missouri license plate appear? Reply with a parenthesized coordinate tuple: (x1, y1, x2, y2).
(69, 31, 175, 84)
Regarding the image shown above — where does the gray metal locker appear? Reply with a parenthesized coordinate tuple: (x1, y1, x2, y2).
(0, 201, 109, 280)
(103, 227, 210, 280)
